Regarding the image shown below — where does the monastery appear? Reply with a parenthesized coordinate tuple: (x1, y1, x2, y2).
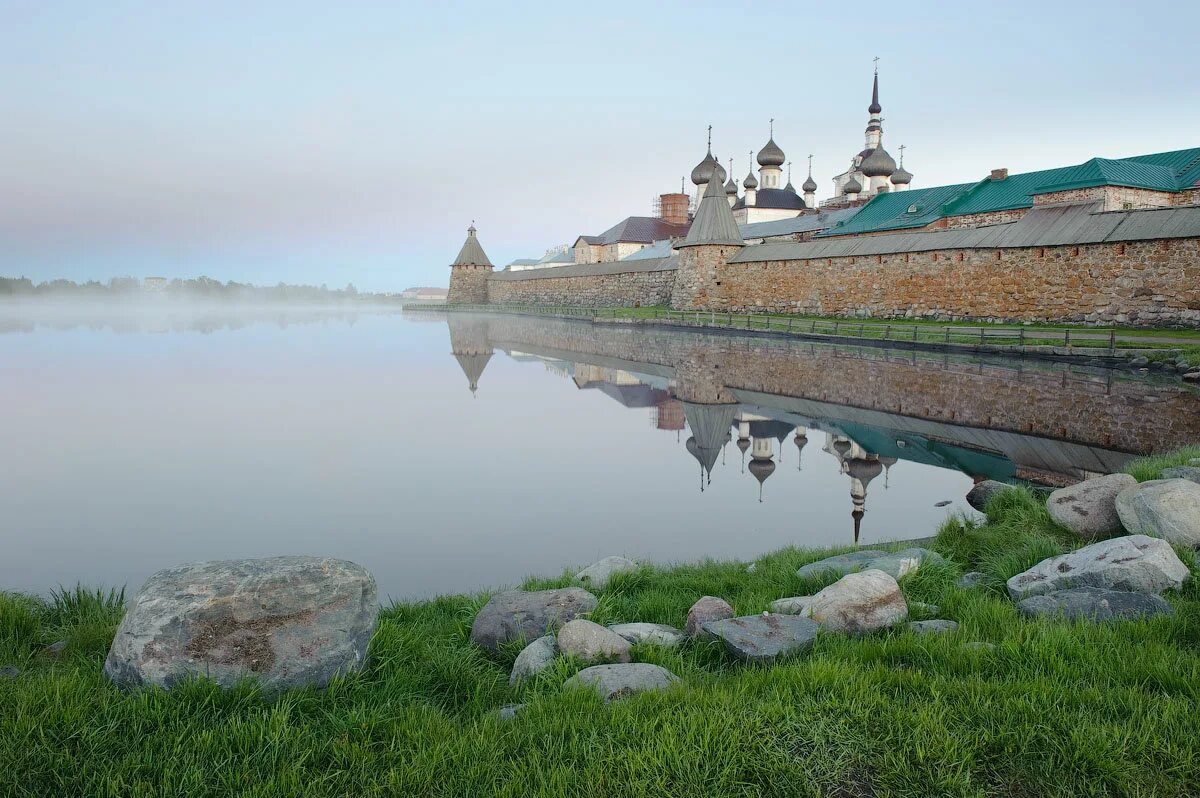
(447, 67, 1200, 328)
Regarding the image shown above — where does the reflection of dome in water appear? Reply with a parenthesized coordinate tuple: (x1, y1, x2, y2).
(833, 438, 852, 458)
(793, 432, 808, 469)
(736, 437, 751, 453)
(748, 458, 775, 483)
(682, 402, 739, 490)
(846, 457, 883, 488)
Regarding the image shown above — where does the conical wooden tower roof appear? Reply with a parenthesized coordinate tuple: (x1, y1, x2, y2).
(451, 224, 493, 267)
(680, 165, 744, 248)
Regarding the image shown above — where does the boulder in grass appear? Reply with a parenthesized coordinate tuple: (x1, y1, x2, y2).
(1005, 535, 1189, 600)
(1160, 466, 1200, 485)
(1046, 473, 1137, 539)
(797, 548, 942, 581)
(105, 556, 378, 691)
(556, 619, 632, 664)
(1016, 588, 1172, 622)
(509, 635, 557, 685)
(966, 480, 1011, 512)
(907, 619, 959, 635)
(1115, 479, 1200, 548)
(563, 663, 679, 701)
(770, 596, 814, 615)
(685, 596, 734, 637)
(470, 588, 597, 652)
(804, 569, 908, 634)
(575, 556, 638, 589)
(700, 614, 820, 662)
(607, 623, 685, 648)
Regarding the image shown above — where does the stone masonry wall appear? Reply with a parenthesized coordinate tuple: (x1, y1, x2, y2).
(487, 268, 675, 307)
(447, 264, 490, 305)
(712, 238, 1200, 326)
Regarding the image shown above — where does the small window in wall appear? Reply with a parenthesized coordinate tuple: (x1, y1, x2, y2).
(995, 250, 1002, 260)
(1122, 201, 1133, 210)
(1036, 247, 1045, 259)
(875, 255, 883, 264)
(932, 253, 939, 262)
(956, 252, 964, 262)
(1072, 246, 1080, 256)
(1115, 243, 1126, 256)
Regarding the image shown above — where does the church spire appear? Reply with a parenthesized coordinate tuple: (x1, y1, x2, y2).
(869, 57, 882, 114)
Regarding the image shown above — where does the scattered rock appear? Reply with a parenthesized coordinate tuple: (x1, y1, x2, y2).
(963, 642, 996, 652)
(796, 548, 943, 581)
(1129, 356, 1149, 367)
(1189, 458, 1200, 467)
(43, 640, 67, 657)
(1115, 479, 1200, 548)
(0, 666, 18, 679)
(957, 571, 986, 589)
(509, 635, 557, 685)
(1016, 588, 1173, 622)
(1005, 535, 1189, 600)
(497, 703, 524, 720)
(1160, 466, 1200, 485)
(575, 556, 638, 590)
(1046, 473, 1137, 539)
(470, 587, 597, 652)
(556, 619, 631, 664)
(908, 601, 940, 616)
(805, 569, 908, 634)
(770, 596, 813, 615)
(966, 480, 1011, 512)
(745, 562, 758, 574)
(700, 614, 820, 662)
(563, 663, 679, 701)
(1182, 371, 1200, 383)
(104, 556, 378, 691)
(935, 500, 953, 508)
(607, 623, 685, 648)
(685, 596, 734, 637)
(907, 619, 959, 635)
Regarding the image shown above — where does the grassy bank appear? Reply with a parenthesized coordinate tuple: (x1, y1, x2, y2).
(3, 450, 1200, 796)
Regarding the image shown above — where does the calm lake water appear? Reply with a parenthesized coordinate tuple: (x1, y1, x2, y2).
(3, 305, 1198, 601)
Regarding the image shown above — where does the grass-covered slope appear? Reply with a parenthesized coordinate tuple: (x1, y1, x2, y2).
(2, 451, 1199, 797)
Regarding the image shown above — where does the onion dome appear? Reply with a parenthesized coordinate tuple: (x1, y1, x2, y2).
(757, 138, 785, 167)
(691, 151, 718, 186)
(725, 176, 738, 196)
(890, 165, 912, 185)
(748, 457, 775, 484)
(843, 175, 862, 195)
(832, 437, 852, 459)
(802, 174, 818, 193)
(861, 147, 897, 178)
(743, 170, 758, 189)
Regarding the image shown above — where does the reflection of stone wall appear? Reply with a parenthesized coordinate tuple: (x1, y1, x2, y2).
(717, 239, 1200, 327)
(487, 269, 674, 307)
(477, 314, 1200, 456)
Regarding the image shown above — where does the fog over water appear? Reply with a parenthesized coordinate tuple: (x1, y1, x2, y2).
(2, 305, 1197, 600)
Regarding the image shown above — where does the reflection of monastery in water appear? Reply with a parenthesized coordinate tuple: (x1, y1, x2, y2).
(445, 312, 1200, 540)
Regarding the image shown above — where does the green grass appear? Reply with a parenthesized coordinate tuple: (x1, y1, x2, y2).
(3, 459, 1199, 796)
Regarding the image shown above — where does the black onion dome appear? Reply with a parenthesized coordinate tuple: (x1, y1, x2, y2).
(757, 138, 785, 167)
(691, 151, 717, 186)
(802, 175, 818, 192)
(890, 165, 913, 185)
(743, 170, 758, 189)
(868, 72, 882, 115)
(843, 175, 863, 194)
(748, 457, 776, 484)
(861, 147, 897, 178)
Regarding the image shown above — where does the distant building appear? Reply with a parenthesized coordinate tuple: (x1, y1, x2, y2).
(143, 277, 168, 291)
(401, 287, 448, 301)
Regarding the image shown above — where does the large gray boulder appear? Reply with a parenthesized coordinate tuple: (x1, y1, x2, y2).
(1115, 479, 1200, 547)
(1046, 473, 1137, 539)
(1006, 535, 1189, 600)
(105, 556, 378, 691)
(966, 480, 1011, 512)
(575, 556, 638, 589)
(556, 619, 631, 663)
(804, 569, 908, 634)
(1016, 588, 1173, 622)
(563, 663, 679, 701)
(685, 596, 734, 636)
(700, 614, 820, 662)
(797, 548, 942, 581)
(509, 635, 557, 685)
(470, 588, 597, 652)
(1161, 466, 1200, 485)
(607, 623, 685, 648)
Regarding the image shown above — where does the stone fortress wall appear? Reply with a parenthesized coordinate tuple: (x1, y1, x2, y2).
(488, 267, 674, 307)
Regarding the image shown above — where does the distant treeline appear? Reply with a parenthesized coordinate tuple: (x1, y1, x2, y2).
(0, 276, 389, 302)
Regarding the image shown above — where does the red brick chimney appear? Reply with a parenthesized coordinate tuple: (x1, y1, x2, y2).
(990, 168, 1009, 181)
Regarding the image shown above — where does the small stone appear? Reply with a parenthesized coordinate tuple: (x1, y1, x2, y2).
(796, 548, 942, 581)
(470, 588, 598, 652)
(556, 619, 631, 664)
(966, 480, 1011, 512)
(575, 556, 638, 590)
(497, 703, 525, 720)
(957, 571, 986, 589)
(607, 623, 685, 648)
(1016, 588, 1172, 622)
(908, 601, 940, 616)
(43, 640, 67, 657)
(685, 596, 734, 636)
(1130, 356, 1149, 367)
(907, 619, 959, 635)
(805, 569, 908, 634)
(1046, 473, 1137, 539)
(1182, 371, 1200, 383)
(963, 642, 996, 652)
(563, 663, 679, 701)
(0, 666, 19, 679)
(1115, 479, 1200, 548)
(700, 614, 820, 662)
(1160, 466, 1200, 485)
(770, 596, 813, 615)
(1006, 535, 1189, 600)
(509, 635, 557, 685)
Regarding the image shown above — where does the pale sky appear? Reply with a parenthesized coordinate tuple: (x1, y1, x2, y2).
(3, 0, 1198, 291)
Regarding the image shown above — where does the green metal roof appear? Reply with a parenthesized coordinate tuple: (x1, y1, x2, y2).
(818, 146, 1200, 237)
(817, 183, 975, 237)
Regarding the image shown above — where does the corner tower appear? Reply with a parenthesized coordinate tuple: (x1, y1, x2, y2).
(670, 160, 745, 310)
(447, 223, 493, 305)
